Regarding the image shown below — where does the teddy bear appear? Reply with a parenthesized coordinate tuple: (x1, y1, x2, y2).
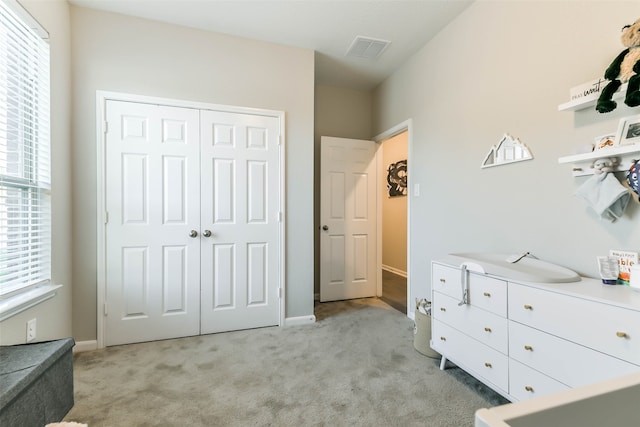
(592, 157, 619, 174)
(596, 18, 640, 113)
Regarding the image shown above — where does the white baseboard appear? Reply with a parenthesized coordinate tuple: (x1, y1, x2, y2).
(73, 340, 98, 353)
(382, 264, 407, 278)
(284, 315, 316, 326)
(73, 316, 317, 350)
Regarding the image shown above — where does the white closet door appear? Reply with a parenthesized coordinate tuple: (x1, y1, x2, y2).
(320, 136, 377, 302)
(199, 110, 281, 333)
(105, 101, 201, 346)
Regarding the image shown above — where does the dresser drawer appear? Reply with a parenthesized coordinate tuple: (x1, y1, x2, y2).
(432, 263, 507, 316)
(509, 359, 570, 401)
(432, 263, 463, 299)
(433, 291, 508, 354)
(509, 321, 640, 388)
(432, 319, 508, 392)
(508, 283, 640, 365)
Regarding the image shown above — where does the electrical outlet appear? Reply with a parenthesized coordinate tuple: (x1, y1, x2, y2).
(26, 318, 36, 342)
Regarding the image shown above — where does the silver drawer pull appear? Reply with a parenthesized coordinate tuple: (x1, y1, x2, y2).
(440, 336, 446, 341)
(524, 345, 533, 351)
(484, 327, 492, 332)
(524, 304, 533, 310)
(483, 292, 491, 297)
(616, 331, 629, 339)
(484, 362, 492, 368)
(525, 386, 534, 392)
(439, 278, 446, 283)
(440, 307, 446, 312)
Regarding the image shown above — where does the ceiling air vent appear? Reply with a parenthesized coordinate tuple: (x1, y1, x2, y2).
(346, 36, 390, 60)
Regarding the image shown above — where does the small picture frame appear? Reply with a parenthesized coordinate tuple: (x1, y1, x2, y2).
(615, 114, 640, 145)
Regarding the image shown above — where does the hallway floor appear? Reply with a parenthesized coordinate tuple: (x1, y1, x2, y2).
(380, 269, 407, 314)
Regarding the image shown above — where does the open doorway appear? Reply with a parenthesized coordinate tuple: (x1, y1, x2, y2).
(379, 130, 408, 313)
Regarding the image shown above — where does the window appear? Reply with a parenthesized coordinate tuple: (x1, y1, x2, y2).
(0, 0, 51, 300)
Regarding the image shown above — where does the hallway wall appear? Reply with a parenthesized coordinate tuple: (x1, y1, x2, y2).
(382, 132, 408, 274)
(314, 85, 372, 295)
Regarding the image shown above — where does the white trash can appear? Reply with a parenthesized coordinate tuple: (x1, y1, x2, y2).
(413, 301, 440, 359)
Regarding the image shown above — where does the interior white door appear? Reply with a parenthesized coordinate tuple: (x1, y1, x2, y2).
(320, 136, 377, 302)
(199, 110, 281, 333)
(104, 99, 282, 345)
(105, 100, 201, 346)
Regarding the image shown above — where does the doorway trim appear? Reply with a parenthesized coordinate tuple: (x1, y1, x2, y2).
(373, 119, 413, 318)
(95, 90, 286, 349)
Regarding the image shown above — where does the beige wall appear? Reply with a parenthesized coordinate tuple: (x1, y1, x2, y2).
(0, 0, 73, 345)
(382, 132, 408, 274)
(372, 1, 640, 314)
(70, 6, 315, 341)
(314, 85, 372, 294)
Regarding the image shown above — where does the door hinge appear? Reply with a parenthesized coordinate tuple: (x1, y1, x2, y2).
(104, 302, 108, 316)
(104, 121, 108, 134)
(278, 212, 282, 222)
(278, 135, 282, 146)
(278, 288, 282, 298)
(104, 211, 109, 224)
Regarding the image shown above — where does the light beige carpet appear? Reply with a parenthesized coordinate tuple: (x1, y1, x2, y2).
(65, 298, 507, 426)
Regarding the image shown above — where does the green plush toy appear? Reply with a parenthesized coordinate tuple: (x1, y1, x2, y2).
(596, 18, 640, 113)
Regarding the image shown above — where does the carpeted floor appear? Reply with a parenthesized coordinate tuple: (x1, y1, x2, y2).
(64, 298, 508, 426)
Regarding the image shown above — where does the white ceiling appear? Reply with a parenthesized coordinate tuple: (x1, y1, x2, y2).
(68, 0, 473, 90)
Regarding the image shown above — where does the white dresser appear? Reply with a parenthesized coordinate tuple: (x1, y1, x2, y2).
(430, 258, 640, 402)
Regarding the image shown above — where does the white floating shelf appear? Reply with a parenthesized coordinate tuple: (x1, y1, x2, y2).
(558, 83, 627, 112)
(558, 144, 640, 176)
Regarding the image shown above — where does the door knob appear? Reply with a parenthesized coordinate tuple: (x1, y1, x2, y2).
(203, 230, 212, 238)
(322, 225, 329, 231)
(189, 230, 198, 238)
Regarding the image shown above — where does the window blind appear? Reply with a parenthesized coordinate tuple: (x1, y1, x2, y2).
(0, 0, 51, 297)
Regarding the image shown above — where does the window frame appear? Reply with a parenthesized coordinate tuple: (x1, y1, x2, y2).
(0, 0, 60, 322)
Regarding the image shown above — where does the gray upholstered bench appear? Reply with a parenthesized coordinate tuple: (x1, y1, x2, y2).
(0, 338, 75, 426)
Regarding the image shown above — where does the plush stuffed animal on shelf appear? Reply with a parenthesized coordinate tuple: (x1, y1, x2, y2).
(592, 157, 619, 175)
(596, 18, 640, 113)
